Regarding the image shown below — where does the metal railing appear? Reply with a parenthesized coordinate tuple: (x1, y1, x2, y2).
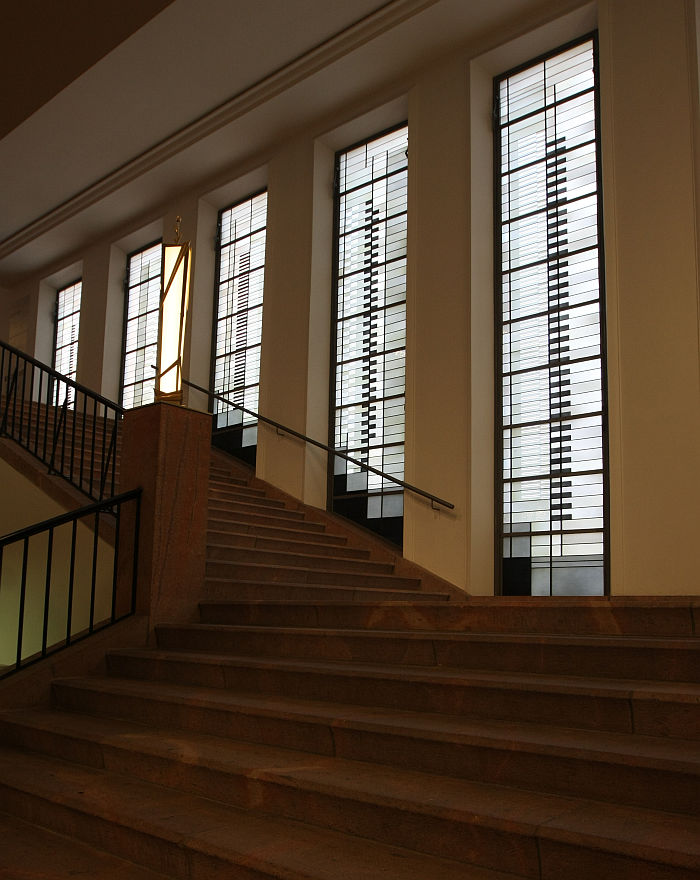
(185, 378, 454, 510)
(0, 489, 141, 679)
(0, 340, 124, 500)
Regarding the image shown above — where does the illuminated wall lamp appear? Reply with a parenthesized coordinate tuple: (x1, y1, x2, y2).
(156, 216, 191, 405)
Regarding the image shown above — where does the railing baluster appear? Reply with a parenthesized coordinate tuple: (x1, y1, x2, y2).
(41, 527, 54, 658)
(0, 489, 141, 678)
(60, 385, 68, 476)
(65, 519, 78, 648)
(0, 340, 123, 503)
(16, 537, 30, 669)
(89, 511, 99, 633)
(34, 368, 43, 456)
(111, 504, 121, 624)
(131, 494, 141, 615)
(91, 396, 98, 498)
(79, 390, 87, 492)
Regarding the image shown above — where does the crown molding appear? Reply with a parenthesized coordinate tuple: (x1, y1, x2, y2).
(0, 0, 438, 261)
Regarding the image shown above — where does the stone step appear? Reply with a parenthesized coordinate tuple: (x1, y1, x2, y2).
(209, 477, 267, 496)
(207, 529, 362, 557)
(48, 677, 700, 816)
(209, 486, 289, 508)
(208, 512, 330, 536)
(2, 711, 700, 880)
(206, 543, 393, 575)
(0, 746, 519, 880)
(203, 578, 450, 602)
(111, 645, 700, 740)
(196, 598, 699, 636)
(0, 810, 170, 880)
(204, 560, 421, 589)
(208, 470, 249, 487)
(208, 498, 307, 522)
(154, 623, 700, 683)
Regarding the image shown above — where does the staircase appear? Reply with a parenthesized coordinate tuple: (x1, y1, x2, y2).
(0, 454, 698, 878)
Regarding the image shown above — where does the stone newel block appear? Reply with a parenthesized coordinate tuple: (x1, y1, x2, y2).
(120, 402, 210, 630)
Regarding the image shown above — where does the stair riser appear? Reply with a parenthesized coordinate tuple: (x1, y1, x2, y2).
(207, 546, 392, 574)
(208, 516, 328, 536)
(209, 490, 288, 509)
(207, 533, 357, 557)
(205, 562, 420, 589)
(197, 602, 698, 637)
(0, 782, 277, 880)
(208, 503, 306, 523)
(537, 839, 700, 880)
(209, 481, 266, 497)
(0, 720, 539, 879)
(154, 626, 700, 683)
(209, 476, 250, 490)
(2, 774, 695, 880)
(107, 651, 700, 740)
(203, 581, 448, 602)
(49, 681, 698, 815)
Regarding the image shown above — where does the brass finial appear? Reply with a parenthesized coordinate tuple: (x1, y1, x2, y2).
(174, 215, 182, 244)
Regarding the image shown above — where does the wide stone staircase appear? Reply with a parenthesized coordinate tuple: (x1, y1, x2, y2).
(0, 454, 698, 878)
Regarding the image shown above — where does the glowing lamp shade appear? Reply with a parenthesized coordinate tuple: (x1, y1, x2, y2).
(156, 240, 191, 403)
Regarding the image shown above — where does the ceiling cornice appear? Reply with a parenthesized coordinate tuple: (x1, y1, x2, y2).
(0, 0, 438, 262)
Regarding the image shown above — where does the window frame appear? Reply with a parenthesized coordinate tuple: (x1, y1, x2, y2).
(328, 121, 409, 546)
(210, 188, 268, 464)
(120, 238, 163, 410)
(493, 32, 610, 596)
(53, 278, 82, 406)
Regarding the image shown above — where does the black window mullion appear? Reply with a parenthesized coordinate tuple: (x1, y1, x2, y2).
(495, 34, 607, 598)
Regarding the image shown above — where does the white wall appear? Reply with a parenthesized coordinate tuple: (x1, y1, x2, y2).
(2, 0, 700, 596)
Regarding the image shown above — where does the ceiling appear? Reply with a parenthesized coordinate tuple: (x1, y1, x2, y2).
(0, 0, 589, 286)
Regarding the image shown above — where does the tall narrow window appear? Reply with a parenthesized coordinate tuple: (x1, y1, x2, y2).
(331, 125, 408, 545)
(212, 191, 267, 464)
(121, 241, 162, 409)
(495, 36, 607, 596)
(53, 279, 82, 406)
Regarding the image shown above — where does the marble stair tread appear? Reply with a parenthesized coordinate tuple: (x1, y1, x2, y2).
(208, 479, 267, 495)
(153, 622, 700, 681)
(107, 645, 700, 731)
(194, 598, 699, 635)
(208, 513, 330, 536)
(208, 499, 308, 521)
(208, 489, 290, 508)
(0, 747, 521, 880)
(49, 676, 700, 779)
(204, 561, 422, 589)
(0, 810, 171, 880)
(206, 544, 394, 574)
(206, 530, 365, 557)
(202, 579, 451, 602)
(1, 712, 699, 877)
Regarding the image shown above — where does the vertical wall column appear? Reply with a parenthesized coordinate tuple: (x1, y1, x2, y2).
(405, 57, 475, 593)
(77, 243, 124, 400)
(599, 0, 700, 594)
(257, 137, 332, 507)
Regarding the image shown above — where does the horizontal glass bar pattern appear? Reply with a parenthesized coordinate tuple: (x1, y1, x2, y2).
(122, 242, 162, 409)
(53, 280, 81, 407)
(496, 38, 606, 596)
(213, 191, 267, 443)
(332, 126, 408, 541)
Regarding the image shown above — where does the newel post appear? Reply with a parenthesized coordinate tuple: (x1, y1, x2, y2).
(120, 402, 210, 633)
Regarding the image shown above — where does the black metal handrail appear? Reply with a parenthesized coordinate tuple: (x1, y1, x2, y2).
(0, 489, 141, 679)
(0, 340, 124, 500)
(184, 378, 454, 510)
